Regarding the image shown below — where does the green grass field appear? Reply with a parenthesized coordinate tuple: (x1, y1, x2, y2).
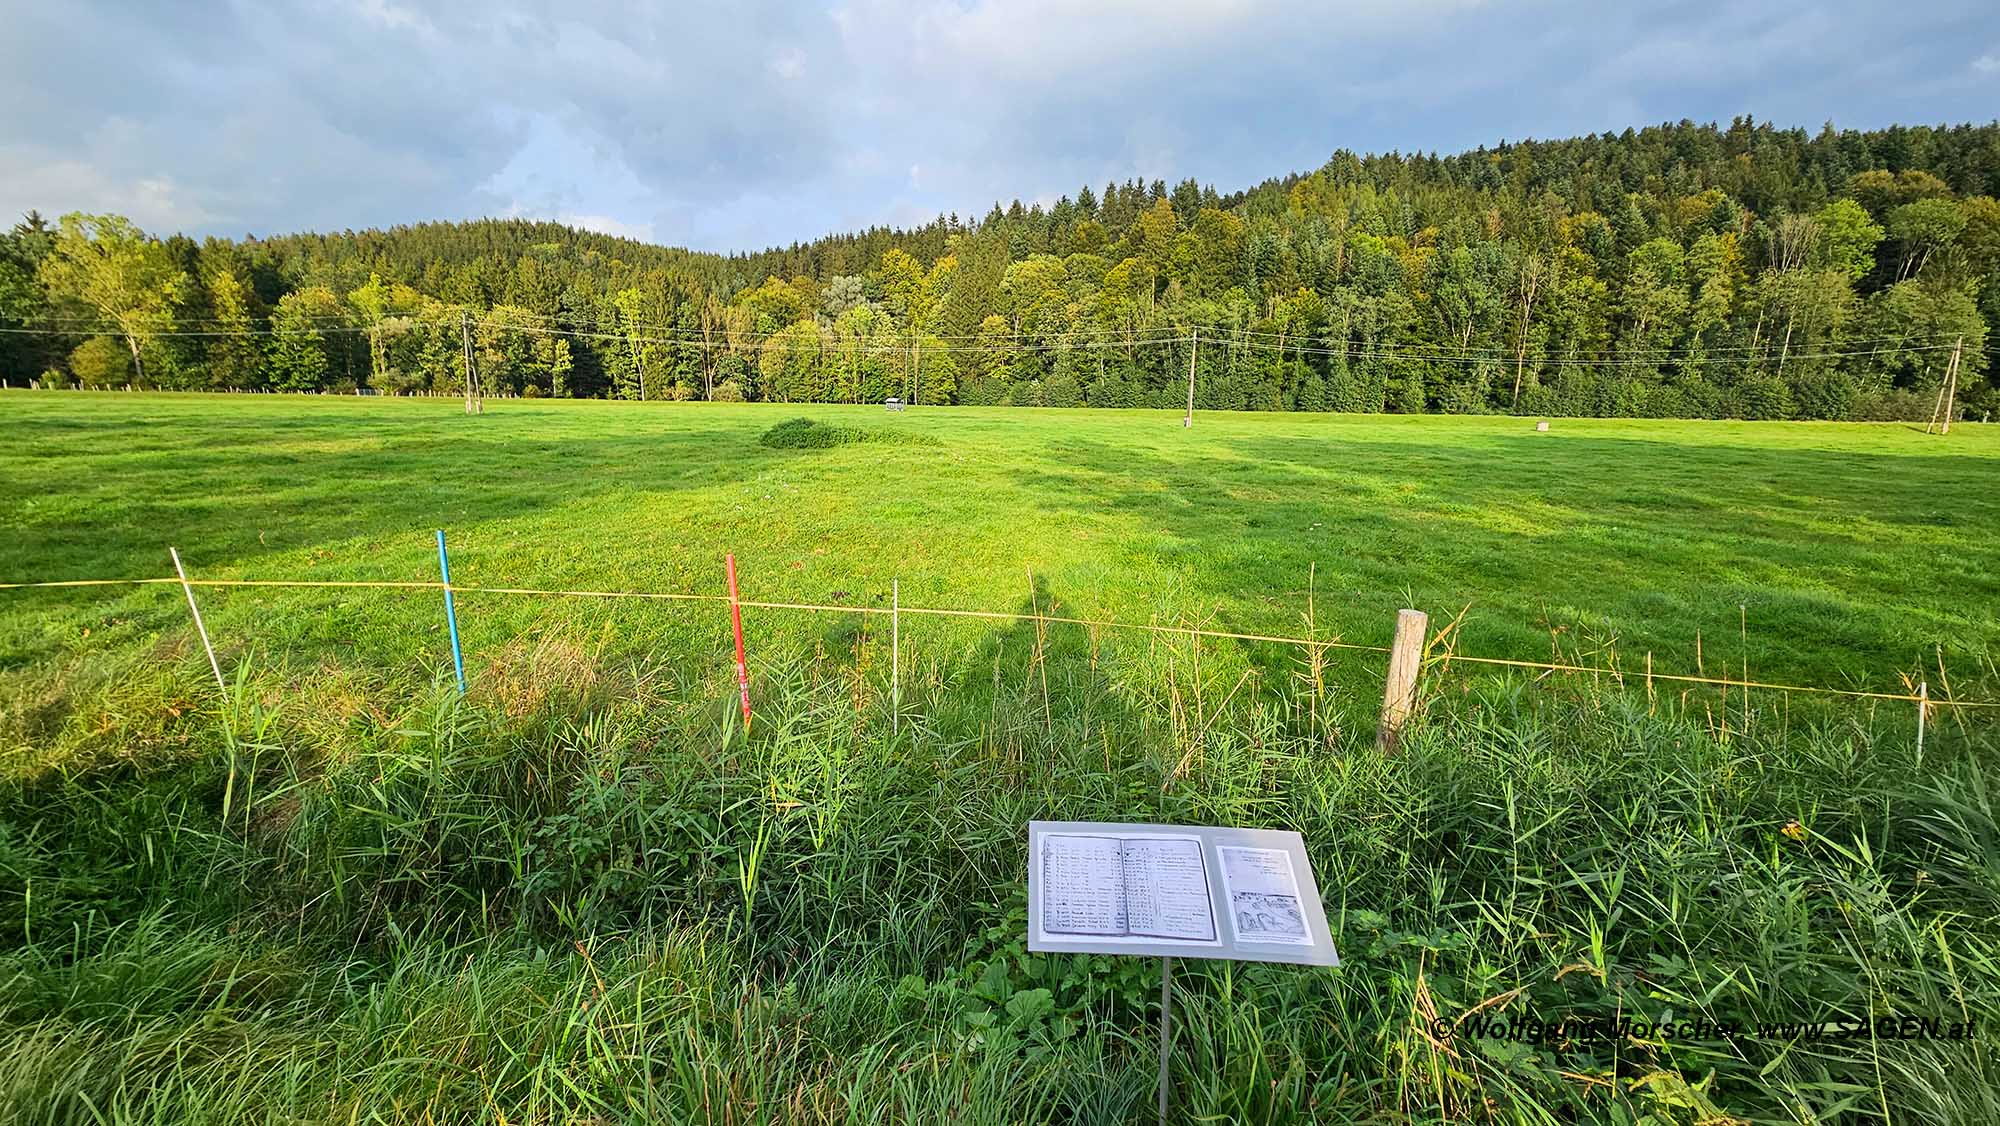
(6, 394, 1998, 701)
(3, 393, 1999, 1123)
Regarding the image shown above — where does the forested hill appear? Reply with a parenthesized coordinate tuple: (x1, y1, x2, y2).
(4, 117, 1997, 420)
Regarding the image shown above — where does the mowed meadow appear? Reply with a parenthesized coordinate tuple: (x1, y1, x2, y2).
(3, 393, 1999, 1124)
(7, 394, 1998, 701)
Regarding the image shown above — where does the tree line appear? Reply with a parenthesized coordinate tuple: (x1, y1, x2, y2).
(2, 117, 1995, 419)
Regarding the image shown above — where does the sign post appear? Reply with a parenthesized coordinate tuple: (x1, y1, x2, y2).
(1158, 955, 1174, 1125)
(1028, 820, 1338, 1123)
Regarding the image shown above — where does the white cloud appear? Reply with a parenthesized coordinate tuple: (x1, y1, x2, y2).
(560, 213, 657, 241)
(0, 148, 217, 232)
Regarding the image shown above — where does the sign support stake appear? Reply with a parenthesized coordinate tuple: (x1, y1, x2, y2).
(1158, 955, 1174, 1126)
(1030, 822, 1337, 1121)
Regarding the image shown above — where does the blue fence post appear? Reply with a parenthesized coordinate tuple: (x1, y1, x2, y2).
(436, 529, 467, 693)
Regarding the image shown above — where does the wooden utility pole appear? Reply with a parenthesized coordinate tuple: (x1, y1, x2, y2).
(1377, 608, 1428, 750)
(1183, 328, 1198, 428)
(1944, 336, 1962, 434)
(1926, 335, 1963, 435)
(460, 312, 482, 414)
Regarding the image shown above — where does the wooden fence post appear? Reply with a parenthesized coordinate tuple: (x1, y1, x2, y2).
(1377, 608, 1428, 749)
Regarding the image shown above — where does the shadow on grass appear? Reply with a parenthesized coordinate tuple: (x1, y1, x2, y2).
(995, 432, 2000, 694)
(3, 402, 784, 581)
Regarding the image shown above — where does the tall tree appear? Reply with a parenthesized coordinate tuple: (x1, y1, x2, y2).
(1508, 247, 1550, 409)
(37, 213, 186, 384)
(0, 213, 59, 380)
(268, 286, 344, 391)
(876, 248, 955, 403)
(204, 268, 264, 389)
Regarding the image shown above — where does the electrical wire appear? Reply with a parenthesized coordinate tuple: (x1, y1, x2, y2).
(1, 572, 1991, 709)
(0, 319, 1960, 368)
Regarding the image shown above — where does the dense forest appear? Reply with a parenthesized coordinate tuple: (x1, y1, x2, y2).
(3, 117, 1997, 419)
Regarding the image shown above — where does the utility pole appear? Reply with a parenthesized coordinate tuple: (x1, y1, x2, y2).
(1927, 334, 1963, 435)
(460, 311, 482, 414)
(1942, 334, 1962, 435)
(1183, 327, 1198, 428)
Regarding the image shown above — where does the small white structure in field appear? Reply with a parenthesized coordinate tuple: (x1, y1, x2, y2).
(884, 397, 905, 412)
(1535, 420, 1550, 432)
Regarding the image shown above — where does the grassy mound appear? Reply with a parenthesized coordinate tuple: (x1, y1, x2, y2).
(760, 416, 934, 449)
(761, 416, 871, 448)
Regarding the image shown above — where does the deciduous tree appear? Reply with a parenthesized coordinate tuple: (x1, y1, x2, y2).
(37, 213, 186, 384)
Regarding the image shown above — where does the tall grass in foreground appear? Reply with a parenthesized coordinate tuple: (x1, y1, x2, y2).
(1, 624, 1997, 1124)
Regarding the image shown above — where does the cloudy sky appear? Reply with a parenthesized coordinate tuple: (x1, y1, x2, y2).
(3, 1, 1997, 253)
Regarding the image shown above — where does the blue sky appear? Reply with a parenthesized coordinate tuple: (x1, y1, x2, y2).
(3, 1, 1997, 253)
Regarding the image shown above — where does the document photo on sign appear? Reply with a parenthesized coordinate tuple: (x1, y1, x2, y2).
(1038, 833, 1218, 944)
(1217, 846, 1311, 945)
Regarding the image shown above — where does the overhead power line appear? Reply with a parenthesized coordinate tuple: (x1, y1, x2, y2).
(0, 319, 1962, 370)
(11, 308, 1969, 355)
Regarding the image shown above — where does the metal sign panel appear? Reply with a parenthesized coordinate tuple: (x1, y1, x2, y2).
(1027, 820, 1339, 966)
